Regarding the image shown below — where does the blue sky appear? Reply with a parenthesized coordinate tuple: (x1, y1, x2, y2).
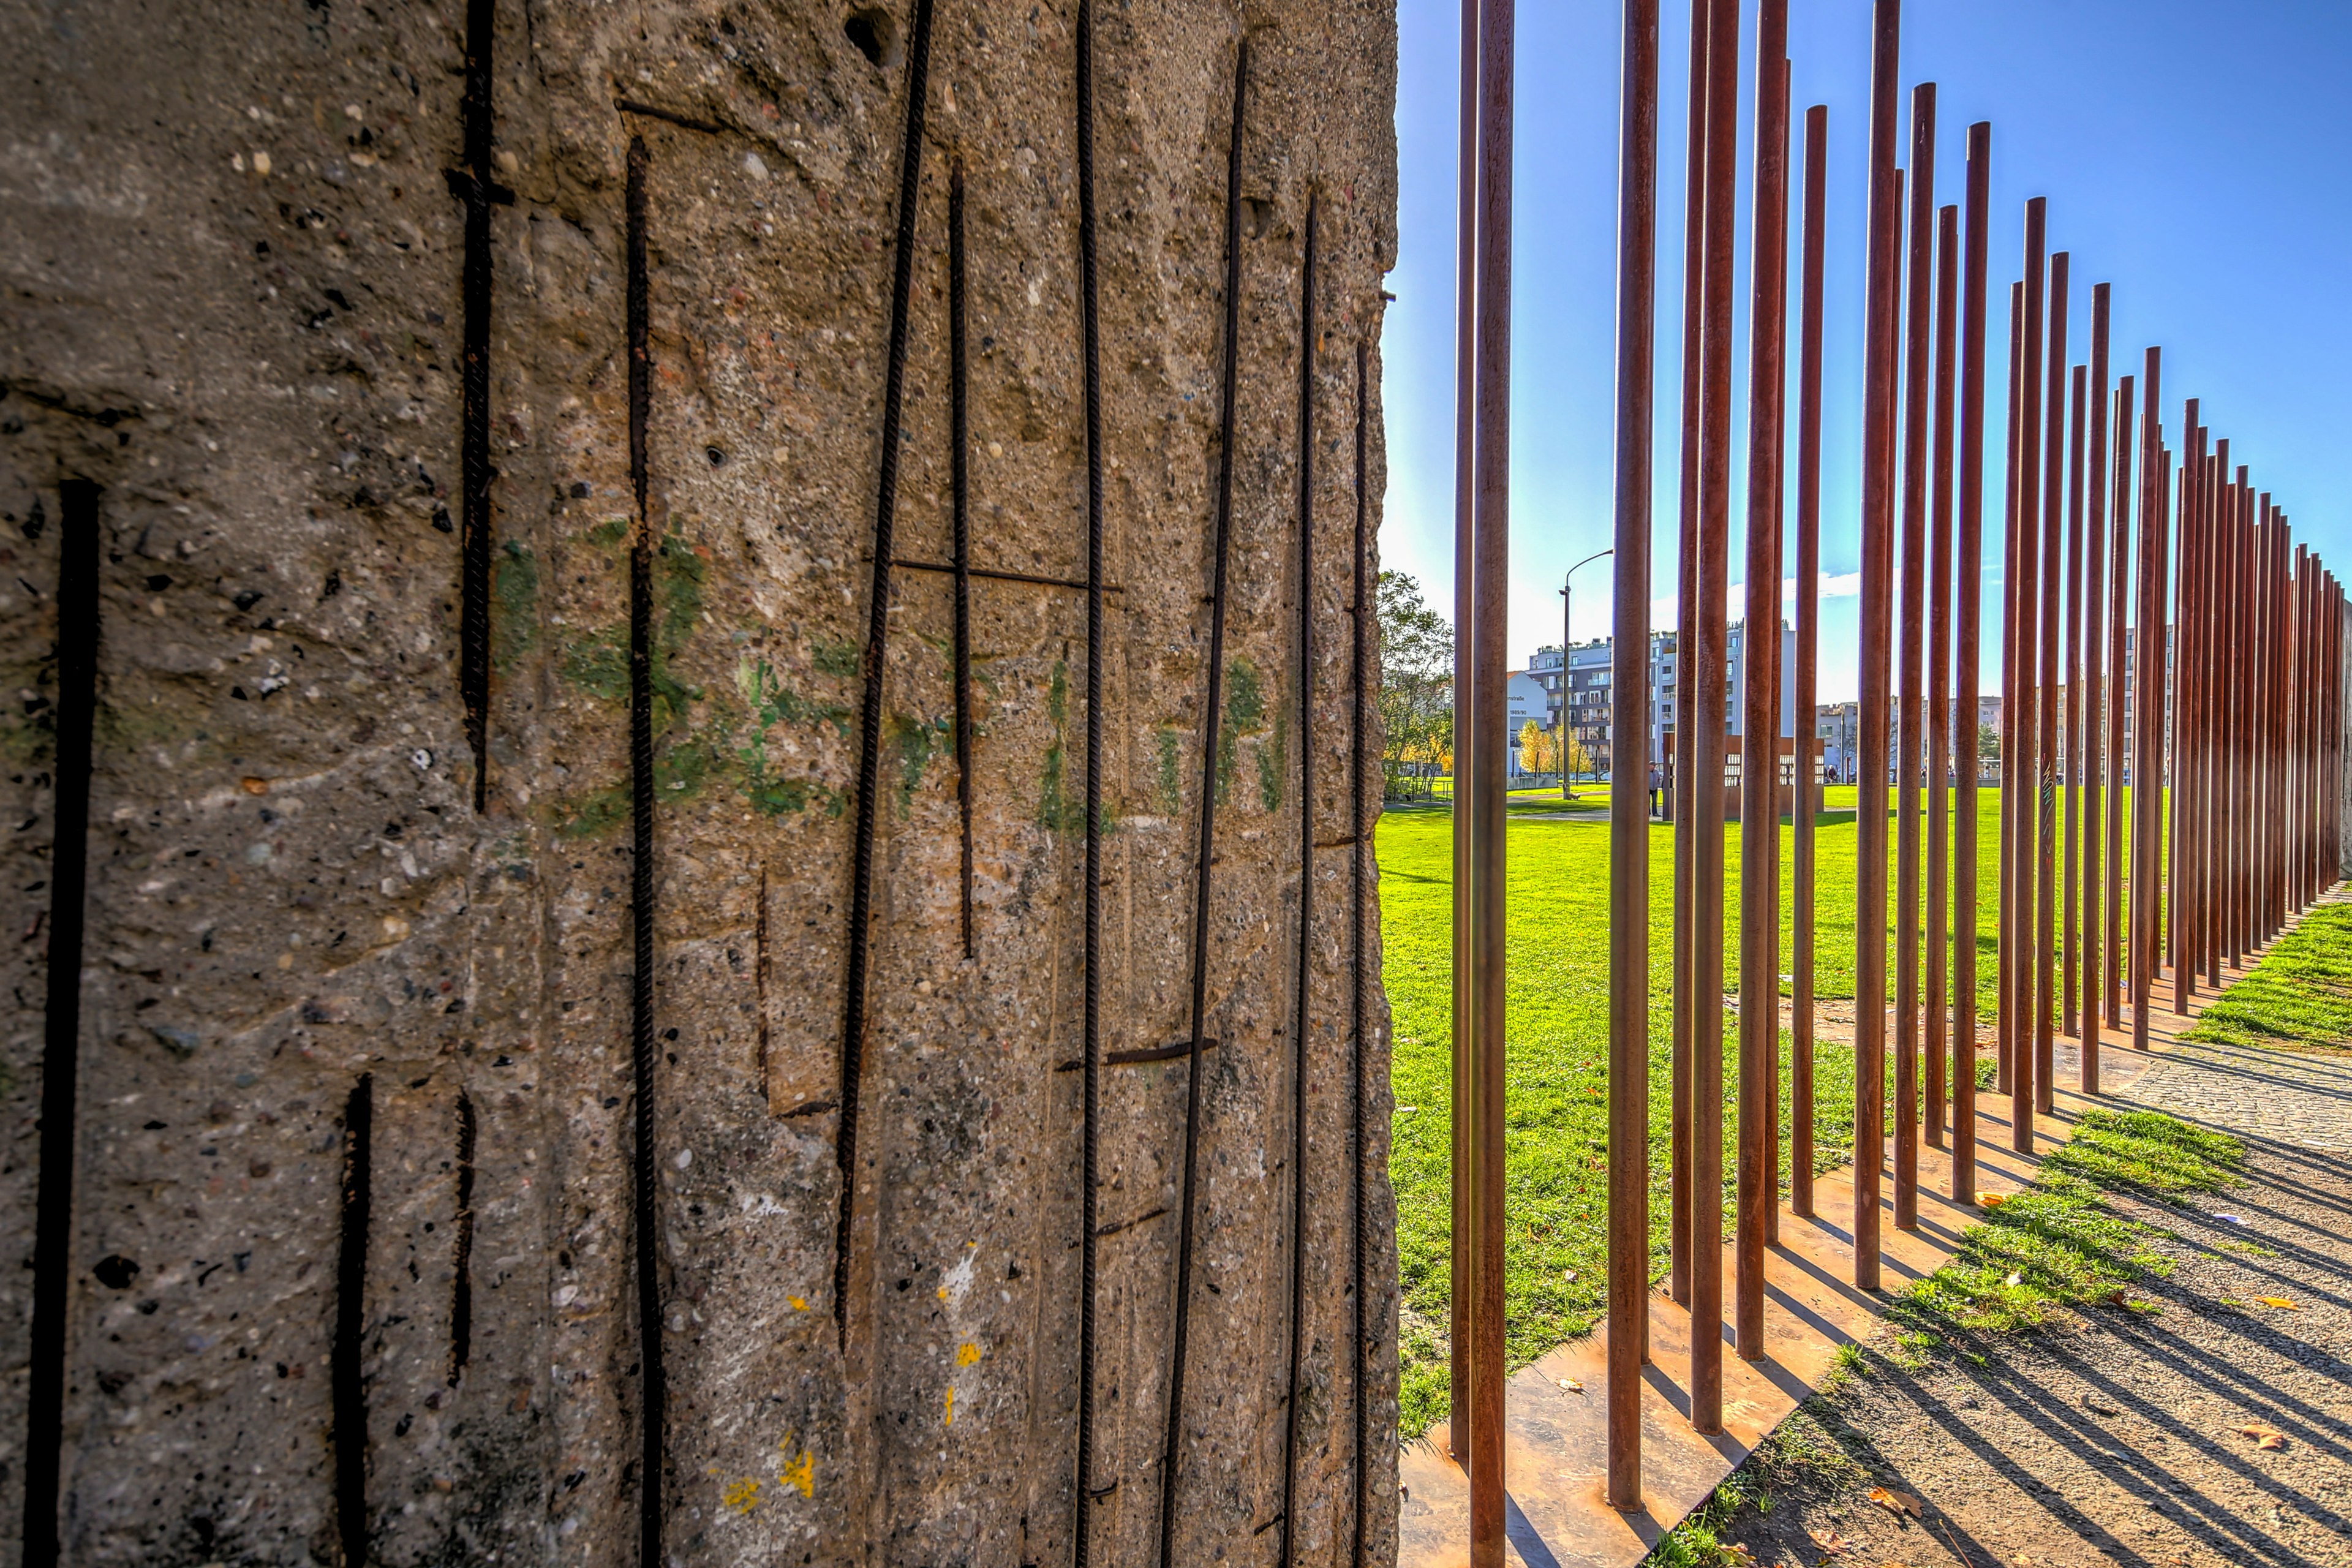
(1378, 0, 2352, 700)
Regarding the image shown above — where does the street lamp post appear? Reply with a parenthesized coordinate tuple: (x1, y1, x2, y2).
(1562, 547, 1615, 798)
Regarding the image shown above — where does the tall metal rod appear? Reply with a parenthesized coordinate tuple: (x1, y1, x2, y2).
(2009, 200, 2046, 1153)
(2062, 362, 2085, 1041)
(1952, 120, 1990, 1203)
(1689, 0, 1740, 1421)
(1278, 193, 1317, 1568)
(1765, 55, 1792, 1253)
(1157, 42, 1251, 1568)
(1668, 0, 1711, 1314)
(2228, 466, 2249, 966)
(2169, 413, 2198, 1013)
(1853, 0, 1903, 1289)
(2132, 350, 2164, 1053)
(1790, 102, 1829, 1221)
(2104, 374, 2132, 1032)
(1996, 279, 2023, 1099)
(1606, 0, 1660, 1506)
(1926, 199, 1958, 1151)
(1893, 85, 1935, 1232)
(1466, 0, 1515, 1555)
(1737, 0, 1792, 1355)
(1447, 0, 1479, 1456)
(2079, 285, 2109, 1092)
(2035, 250, 2067, 1117)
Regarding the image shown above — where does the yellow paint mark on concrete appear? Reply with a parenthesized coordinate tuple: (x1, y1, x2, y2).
(788, 1295, 808, 1311)
(944, 1386, 957, 1425)
(722, 1478, 761, 1515)
(777, 1441, 815, 1499)
(956, 1341, 984, 1367)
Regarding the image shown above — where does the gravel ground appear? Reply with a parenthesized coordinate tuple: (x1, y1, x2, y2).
(1705, 1044, 2352, 1568)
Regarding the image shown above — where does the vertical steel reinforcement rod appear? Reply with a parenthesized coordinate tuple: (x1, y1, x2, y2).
(2131, 348, 2163, 1054)
(2036, 249, 2067, 1117)
(1792, 101, 1829, 1221)
(1853, 0, 1903, 1289)
(1926, 197, 1957, 1151)
(2010, 202, 2046, 1150)
(1159, 40, 1250, 1567)
(1607, 0, 1660, 1507)
(1894, 85, 1935, 1230)
(2079, 284, 2110, 1091)
(1279, 194, 1318, 1568)
(1691, 0, 1739, 1410)
(2104, 373, 2133, 1031)
(1952, 119, 1990, 1202)
(1737, 0, 1792, 1359)
(1071, 3, 1107, 1554)
(1668, 0, 1712, 1314)
(1449, 0, 1479, 1450)
(1467, 0, 1516, 1555)
(1997, 278, 2022, 1098)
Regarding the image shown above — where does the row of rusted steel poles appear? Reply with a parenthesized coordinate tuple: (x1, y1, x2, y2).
(1458, 0, 2350, 1550)
(1601, 0, 2350, 1531)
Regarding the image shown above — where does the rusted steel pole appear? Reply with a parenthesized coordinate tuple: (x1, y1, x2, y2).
(2104, 374, 2133, 1031)
(1765, 56, 1792, 1253)
(1736, 0, 1791, 1357)
(2258, 508, 2274, 933)
(1605, 0, 1659, 1510)
(2261, 506, 2279, 937)
(2035, 250, 2066, 1117)
(1690, 0, 1740, 1428)
(2289, 545, 2306, 911)
(2201, 444, 2220, 982)
(2198, 443, 2219, 987)
(1952, 119, 1990, 1204)
(1668, 0, 1710, 1314)
(2079, 287, 2109, 1092)
(2233, 466, 2253, 963)
(2010, 203, 2046, 1153)
(2062, 362, 2085, 1041)
(2222, 469, 2239, 963)
(1926, 199, 1958, 1149)
(1893, 86, 1935, 1232)
(2169, 415, 2198, 1013)
(1853, 0, 1904, 1289)
(1996, 280, 2024, 1098)
(1791, 102, 1829, 1221)
(2131, 350, 2163, 1054)
(1466, 0, 1515, 1554)
(1447, 0, 1478, 1455)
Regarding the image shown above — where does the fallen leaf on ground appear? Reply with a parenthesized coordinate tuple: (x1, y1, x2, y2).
(2233, 1422, 2287, 1450)
(2101, 1287, 2130, 1307)
(1556, 1378, 1583, 1393)
(1807, 1527, 1854, 1554)
(2252, 1296, 2300, 1310)
(1977, 1192, 2008, 1208)
(1866, 1485, 1925, 1518)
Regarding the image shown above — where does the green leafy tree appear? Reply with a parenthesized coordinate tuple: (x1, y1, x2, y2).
(1377, 571, 1453, 799)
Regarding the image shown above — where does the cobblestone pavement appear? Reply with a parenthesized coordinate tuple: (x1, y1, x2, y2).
(2120, 1036, 2352, 1155)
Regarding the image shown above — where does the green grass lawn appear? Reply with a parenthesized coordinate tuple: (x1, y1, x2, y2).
(2181, 900, 2352, 1052)
(1379, 783, 2158, 1435)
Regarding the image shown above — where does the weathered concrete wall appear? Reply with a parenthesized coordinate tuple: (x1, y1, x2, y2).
(0, 0, 1399, 1562)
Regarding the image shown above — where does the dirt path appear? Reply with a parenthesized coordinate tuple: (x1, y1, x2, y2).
(1701, 1039, 2352, 1568)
